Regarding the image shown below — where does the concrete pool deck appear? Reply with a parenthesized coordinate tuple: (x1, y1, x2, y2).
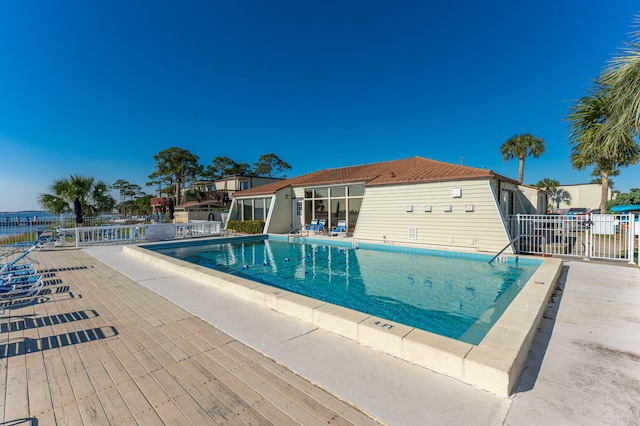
(85, 244, 640, 425)
(122, 239, 563, 396)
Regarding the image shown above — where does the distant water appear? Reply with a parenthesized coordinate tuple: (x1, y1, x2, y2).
(0, 210, 57, 236)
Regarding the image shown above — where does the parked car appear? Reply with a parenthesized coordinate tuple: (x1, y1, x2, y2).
(567, 208, 588, 219)
(576, 208, 601, 217)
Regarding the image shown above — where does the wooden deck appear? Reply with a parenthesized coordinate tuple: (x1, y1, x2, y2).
(0, 248, 380, 425)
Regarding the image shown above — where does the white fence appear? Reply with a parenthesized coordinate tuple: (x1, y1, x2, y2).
(57, 221, 223, 247)
(507, 213, 638, 264)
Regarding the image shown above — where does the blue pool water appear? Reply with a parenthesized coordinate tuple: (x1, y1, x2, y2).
(145, 236, 541, 345)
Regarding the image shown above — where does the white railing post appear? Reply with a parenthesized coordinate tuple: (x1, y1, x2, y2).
(629, 213, 637, 265)
(584, 214, 591, 260)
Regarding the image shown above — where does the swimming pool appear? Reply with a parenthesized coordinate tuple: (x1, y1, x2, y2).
(126, 235, 562, 396)
(144, 235, 540, 345)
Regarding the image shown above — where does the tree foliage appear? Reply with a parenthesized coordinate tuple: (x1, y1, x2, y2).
(535, 178, 560, 192)
(203, 156, 252, 179)
(500, 133, 545, 184)
(151, 147, 201, 205)
(603, 20, 640, 137)
(605, 188, 640, 211)
(253, 153, 291, 178)
(567, 82, 639, 210)
(38, 174, 115, 216)
(566, 18, 640, 210)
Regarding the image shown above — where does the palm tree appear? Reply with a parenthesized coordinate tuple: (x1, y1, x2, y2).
(500, 133, 545, 184)
(567, 83, 639, 210)
(590, 166, 619, 190)
(38, 174, 115, 217)
(603, 23, 640, 137)
(535, 178, 560, 192)
(152, 147, 202, 205)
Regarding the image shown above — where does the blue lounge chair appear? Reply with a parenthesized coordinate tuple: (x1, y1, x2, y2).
(317, 220, 326, 233)
(305, 219, 319, 233)
(0, 245, 35, 274)
(0, 278, 44, 314)
(0, 265, 44, 314)
(2, 272, 42, 287)
(331, 220, 347, 237)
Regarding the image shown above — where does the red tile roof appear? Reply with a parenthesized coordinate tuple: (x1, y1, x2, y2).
(233, 156, 517, 197)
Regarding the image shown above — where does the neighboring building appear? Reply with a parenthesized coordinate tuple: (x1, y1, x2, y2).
(229, 156, 547, 253)
(188, 175, 286, 195)
(551, 183, 612, 212)
(155, 175, 285, 223)
(517, 184, 548, 215)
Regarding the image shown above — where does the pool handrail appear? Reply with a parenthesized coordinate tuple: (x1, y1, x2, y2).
(488, 233, 521, 264)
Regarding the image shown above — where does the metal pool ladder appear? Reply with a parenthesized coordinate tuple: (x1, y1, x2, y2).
(489, 234, 521, 264)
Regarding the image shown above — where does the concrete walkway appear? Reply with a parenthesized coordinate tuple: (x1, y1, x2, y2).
(86, 246, 640, 425)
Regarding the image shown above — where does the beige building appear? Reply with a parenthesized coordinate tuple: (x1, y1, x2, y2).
(550, 183, 611, 212)
(154, 175, 285, 223)
(229, 157, 547, 253)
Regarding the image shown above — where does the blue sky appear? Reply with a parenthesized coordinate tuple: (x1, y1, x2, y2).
(1, 1, 639, 211)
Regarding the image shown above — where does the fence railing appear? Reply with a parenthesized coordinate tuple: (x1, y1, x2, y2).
(56, 221, 224, 247)
(0, 214, 158, 246)
(1, 215, 224, 248)
(506, 213, 638, 264)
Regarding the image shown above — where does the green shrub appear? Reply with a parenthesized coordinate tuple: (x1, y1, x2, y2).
(226, 220, 265, 234)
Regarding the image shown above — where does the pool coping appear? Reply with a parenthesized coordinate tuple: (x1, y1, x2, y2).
(123, 237, 563, 396)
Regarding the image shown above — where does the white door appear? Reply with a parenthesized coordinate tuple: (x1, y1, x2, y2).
(293, 200, 303, 230)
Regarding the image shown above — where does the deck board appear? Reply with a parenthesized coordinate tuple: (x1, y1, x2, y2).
(0, 247, 380, 425)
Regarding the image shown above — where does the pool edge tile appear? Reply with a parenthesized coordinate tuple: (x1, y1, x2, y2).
(402, 329, 472, 381)
(313, 304, 370, 341)
(357, 317, 413, 358)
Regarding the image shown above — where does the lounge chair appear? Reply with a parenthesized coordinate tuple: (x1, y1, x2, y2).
(317, 220, 326, 233)
(0, 245, 36, 274)
(331, 220, 347, 237)
(0, 276, 44, 314)
(305, 219, 319, 233)
(2, 272, 42, 287)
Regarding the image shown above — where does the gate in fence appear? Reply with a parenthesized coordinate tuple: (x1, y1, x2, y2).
(506, 213, 638, 263)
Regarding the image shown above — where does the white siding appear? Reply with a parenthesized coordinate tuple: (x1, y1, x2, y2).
(516, 187, 545, 214)
(265, 191, 294, 233)
(354, 180, 511, 253)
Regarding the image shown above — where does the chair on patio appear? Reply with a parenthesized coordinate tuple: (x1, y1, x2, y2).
(331, 220, 347, 237)
(305, 219, 320, 233)
(0, 282, 45, 314)
(0, 271, 44, 314)
(0, 245, 36, 274)
(2, 271, 42, 287)
(317, 220, 327, 234)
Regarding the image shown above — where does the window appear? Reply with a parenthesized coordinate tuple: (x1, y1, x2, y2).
(314, 188, 328, 198)
(348, 186, 364, 196)
(240, 181, 249, 190)
(303, 185, 364, 232)
(254, 199, 264, 220)
(231, 200, 242, 220)
(347, 198, 362, 232)
(243, 199, 253, 221)
(330, 187, 345, 197)
(330, 198, 345, 228)
(501, 190, 514, 216)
